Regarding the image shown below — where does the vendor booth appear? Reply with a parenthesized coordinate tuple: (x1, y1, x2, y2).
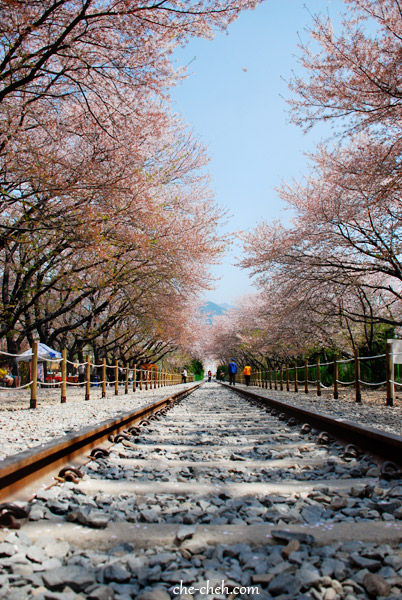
(16, 343, 62, 383)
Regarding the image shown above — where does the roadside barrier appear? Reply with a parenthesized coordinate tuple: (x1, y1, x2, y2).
(238, 343, 401, 406)
(0, 341, 193, 409)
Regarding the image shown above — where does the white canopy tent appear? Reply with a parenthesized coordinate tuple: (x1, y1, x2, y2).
(16, 343, 62, 362)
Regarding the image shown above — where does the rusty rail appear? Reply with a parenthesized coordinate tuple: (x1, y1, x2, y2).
(222, 383, 402, 464)
(0, 382, 202, 500)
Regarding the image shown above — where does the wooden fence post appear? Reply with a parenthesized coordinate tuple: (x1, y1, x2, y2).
(333, 356, 339, 400)
(85, 354, 91, 401)
(102, 358, 106, 398)
(30, 340, 38, 409)
(269, 370, 272, 389)
(61, 348, 67, 403)
(274, 368, 277, 390)
(286, 365, 290, 392)
(115, 361, 119, 396)
(145, 369, 148, 390)
(304, 360, 309, 394)
(316, 357, 321, 397)
(386, 342, 394, 407)
(125, 363, 129, 394)
(139, 367, 143, 390)
(354, 350, 361, 403)
(294, 363, 298, 393)
(133, 363, 137, 392)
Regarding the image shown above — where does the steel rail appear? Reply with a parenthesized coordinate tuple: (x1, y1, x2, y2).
(221, 383, 402, 464)
(0, 382, 202, 501)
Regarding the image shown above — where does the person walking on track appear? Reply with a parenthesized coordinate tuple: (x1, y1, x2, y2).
(228, 359, 238, 385)
(243, 364, 251, 386)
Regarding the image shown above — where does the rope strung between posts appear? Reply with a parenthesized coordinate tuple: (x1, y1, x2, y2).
(66, 359, 87, 366)
(306, 360, 333, 367)
(358, 380, 387, 386)
(0, 381, 33, 390)
(336, 379, 355, 385)
(358, 354, 385, 361)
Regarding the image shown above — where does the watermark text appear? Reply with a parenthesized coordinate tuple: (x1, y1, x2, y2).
(172, 579, 260, 596)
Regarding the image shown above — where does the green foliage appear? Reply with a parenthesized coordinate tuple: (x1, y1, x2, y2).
(187, 358, 203, 376)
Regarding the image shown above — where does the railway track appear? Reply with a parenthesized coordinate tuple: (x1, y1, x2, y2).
(0, 381, 401, 600)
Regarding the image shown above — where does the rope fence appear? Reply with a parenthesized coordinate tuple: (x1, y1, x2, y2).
(0, 342, 193, 409)
(237, 342, 401, 406)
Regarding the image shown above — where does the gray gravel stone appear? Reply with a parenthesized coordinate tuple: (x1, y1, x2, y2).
(0, 543, 17, 557)
(321, 558, 349, 579)
(42, 566, 96, 592)
(26, 546, 48, 563)
(137, 589, 171, 600)
(29, 506, 45, 520)
(87, 586, 115, 600)
(71, 510, 109, 529)
(350, 553, 381, 571)
(268, 573, 300, 596)
(271, 530, 315, 544)
(176, 525, 196, 542)
(102, 563, 131, 583)
(297, 567, 321, 589)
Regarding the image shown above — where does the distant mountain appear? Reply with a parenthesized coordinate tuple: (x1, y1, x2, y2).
(199, 301, 233, 325)
(220, 303, 234, 311)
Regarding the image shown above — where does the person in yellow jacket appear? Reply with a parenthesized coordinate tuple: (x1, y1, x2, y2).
(243, 365, 251, 386)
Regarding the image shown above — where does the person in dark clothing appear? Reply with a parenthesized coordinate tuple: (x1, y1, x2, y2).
(78, 363, 85, 383)
(228, 359, 237, 385)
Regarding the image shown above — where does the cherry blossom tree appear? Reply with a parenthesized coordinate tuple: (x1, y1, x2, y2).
(288, 0, 401, 134)
(0, 93, 223, 354)
(1, 0, 260, 360)
(239, 0, 401, 362)
(242, 135, 401, 328)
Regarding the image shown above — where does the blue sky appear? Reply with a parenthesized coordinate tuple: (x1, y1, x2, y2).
(171, 0, 346, 305)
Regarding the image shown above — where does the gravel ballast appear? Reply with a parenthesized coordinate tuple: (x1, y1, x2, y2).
(0, 383, 401, 600)
(231, 383, 402, 437)
(0, 383, 192, 461)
